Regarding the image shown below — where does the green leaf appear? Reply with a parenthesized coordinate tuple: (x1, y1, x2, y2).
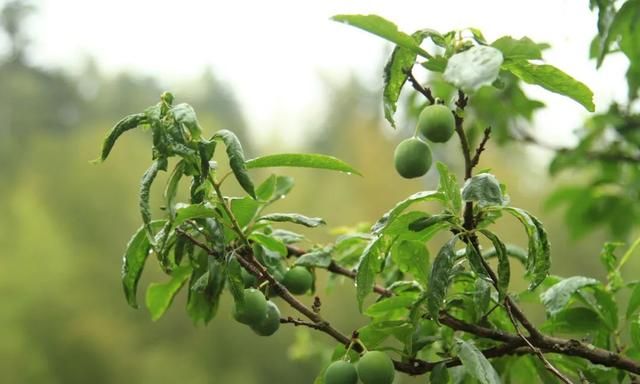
(462, 173, 505, 207)
(140, 159, 166, 241)
(246, 153, 361, 175)
(383, 30, 428, 128)
(230, 197, 260, 228)
(331, 14, 430, 58)
(174, 203, 218, 227)
(529, 214, 551, 289)
(165, 161, 185, 219)
(422, 56, 448, 73)
(582, 286, 618, 330)
(501, 59, 595, 112)
(250, 232, 287, 256)
(480, 230, 510, 299)
(122, 220, 167, 308)
(257, 213, 326, 228)
(213, 129, 256, 199)
(542, 307, 604, 334)
(465, 242, 489, 280)
(627, 283, 640, 319)
(187, 253, 226, 325)
(295, 246, 333, 268)
(364, 295, 417, 317)
(491, 36, 545, 60)
(96, 113, 146, 162)
(391, 240, 430, 288)
(632, 316, 640, 350)
(226, 256, 245, 304)
(483, 244, 527, 266)
(356, 236, 390, 311)
(427, 238, 457, 322)
(456, 339, 501, 384)
(502, 207, 549, 290)
(145, 265, 192, 321)
(271, 229, 305, 244)
(408, 214, 454, 232)
(436, 162, 462, 215)
(170, 103, 202, 140)
(431, 362, 450, 384)
(540, 276, 599, 315)
(371, 190, 444, 234)
(600, 241, 625, 291)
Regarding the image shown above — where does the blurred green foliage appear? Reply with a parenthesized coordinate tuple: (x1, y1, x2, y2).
(1, 1, 639, 383)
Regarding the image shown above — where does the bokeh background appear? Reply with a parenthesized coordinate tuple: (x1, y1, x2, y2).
(1, 1, 638, 383)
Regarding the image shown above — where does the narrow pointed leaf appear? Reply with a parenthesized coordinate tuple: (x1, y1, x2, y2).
(249, 233, 287, 256)
(372, 190, 444, 234)
(529, 214, 551, 289)
(295, 246, 333, 268)
(246, 153, 361, 175)
(170, 103, 202, 140)
(480, 230, 510, 299)
(457, 339, 502, 384)
(122, 220, 167, 308)
(502, 59, 595, 112)
(140, 159, 166, 241)
(165, 161, 185, 219)
(96, 113, 146, 162)
(491, 36, 546, 60)
(174, 203, 218, 227)
(436, 162, 462, 215)
(427, 238, 457, 322)
(408, 214, 454, 232)
(257, 213, 326, 228)
(145, 265, 192, 321)
(465, 242, 490, 279)
(356, 236, 390, 311)
(331, 14, 430, 58)
(540, 276, 599, 315)
(214, 129, 256, 198)
(383, 30, 429, 128)
(627, 283, 640, 319)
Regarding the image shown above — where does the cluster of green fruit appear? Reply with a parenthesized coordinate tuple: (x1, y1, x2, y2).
(394, 104, 455, 179)
(325, 351, 395, 384)
(233, 266, 314, 335)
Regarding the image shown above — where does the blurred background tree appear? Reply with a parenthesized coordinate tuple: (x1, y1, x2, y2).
(0, 0, 638, 383)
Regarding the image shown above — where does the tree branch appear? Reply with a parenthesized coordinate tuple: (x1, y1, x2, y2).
(452, 90, 571, 381)
(404, 69, 435, 104)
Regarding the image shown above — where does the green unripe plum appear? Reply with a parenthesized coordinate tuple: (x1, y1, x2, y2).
(324, 360, 358, 384)
(393, 138, 433, 179)
(232, 288, 268, 325)
(251, 301, 281, 336)
(417, 104, 455, 143)
(357, 351, 395, 384)
(283, 266, 313, 295)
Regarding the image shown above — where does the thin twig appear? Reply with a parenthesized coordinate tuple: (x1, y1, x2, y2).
(404, 69, 435, 104)
(505, 300, 574, 384)
(470, 126, 492, 168)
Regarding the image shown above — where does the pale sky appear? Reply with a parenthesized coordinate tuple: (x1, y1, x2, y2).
(20, 0, 630, 145)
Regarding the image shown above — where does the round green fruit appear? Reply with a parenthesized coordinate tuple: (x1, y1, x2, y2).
(251, 301, 281, 336)
(232, 288, 268, 325)
(325, 360, 358, 384)
(357, 351, 395, 384)
(417, 104, 455, 143)
(393, 138, 433, 179)
(283, 266, 313, 295)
